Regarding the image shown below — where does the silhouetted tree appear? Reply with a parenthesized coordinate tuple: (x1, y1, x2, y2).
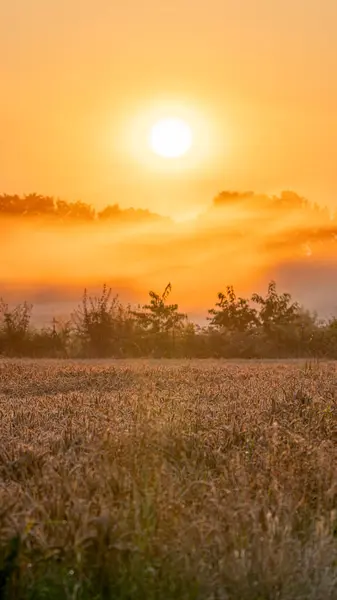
(22, 193, 55, 216)
(0, 300, 32, 355)
(252, 281, 300, 331)
(208, 285, 258, 332)
(250, 281, 316, 356)
(55, 199, 95, 221)
(72, 285, 135, 357)
(133, 284, 186, 332)
(133, 284, 186, 356)
(29, 318, 72, 357)
(98, 204, 122, 220)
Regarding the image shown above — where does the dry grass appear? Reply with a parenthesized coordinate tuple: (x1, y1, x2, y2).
(0, 358, 337, 599)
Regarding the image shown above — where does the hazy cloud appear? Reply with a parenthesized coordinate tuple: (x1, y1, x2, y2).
(1, 191, 336, 320)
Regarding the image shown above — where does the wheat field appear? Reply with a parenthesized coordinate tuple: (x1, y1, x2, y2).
(0, 359, 337, 599)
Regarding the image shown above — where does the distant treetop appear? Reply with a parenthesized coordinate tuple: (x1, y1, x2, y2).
(0, 193, 166, 224)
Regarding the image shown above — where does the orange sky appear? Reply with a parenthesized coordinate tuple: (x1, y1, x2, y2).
(1, 0, 337, 218)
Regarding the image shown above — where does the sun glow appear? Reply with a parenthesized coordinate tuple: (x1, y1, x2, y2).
(149, 118, 193, 158)
(117, 97, 222, 174)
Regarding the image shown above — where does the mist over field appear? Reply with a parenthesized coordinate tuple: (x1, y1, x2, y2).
(1, 191, 337, 324)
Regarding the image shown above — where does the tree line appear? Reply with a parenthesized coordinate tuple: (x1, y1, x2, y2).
(0, 193, 164, 223)
(0, 192, 334, 228)
(1, 281, 337, 358)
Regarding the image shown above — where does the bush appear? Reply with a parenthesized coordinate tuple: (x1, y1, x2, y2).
(0, 300, 32, 356)
(0, 280, 337, 358)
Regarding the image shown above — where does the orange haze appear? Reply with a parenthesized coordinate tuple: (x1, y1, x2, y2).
(1, 192, 337, 321)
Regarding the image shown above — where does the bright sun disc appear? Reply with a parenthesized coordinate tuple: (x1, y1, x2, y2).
(150, 118, 193, 158)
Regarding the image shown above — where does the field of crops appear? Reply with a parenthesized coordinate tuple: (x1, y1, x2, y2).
(1, 359, 337, 599)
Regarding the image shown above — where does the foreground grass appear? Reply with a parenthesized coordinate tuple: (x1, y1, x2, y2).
(0, 359, 336, 599)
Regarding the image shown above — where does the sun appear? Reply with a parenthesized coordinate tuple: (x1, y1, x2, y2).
(149, 118, 193, 158)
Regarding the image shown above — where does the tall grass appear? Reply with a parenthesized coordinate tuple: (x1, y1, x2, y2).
(0, 359, 336, 599)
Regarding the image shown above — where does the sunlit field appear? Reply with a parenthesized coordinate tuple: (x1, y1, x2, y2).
(1, 359, 336, 599)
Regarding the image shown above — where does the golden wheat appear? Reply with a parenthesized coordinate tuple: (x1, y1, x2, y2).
(0, 358, 336, 599)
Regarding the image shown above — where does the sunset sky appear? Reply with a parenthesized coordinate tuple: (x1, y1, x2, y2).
(1, 0, 337, 219)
